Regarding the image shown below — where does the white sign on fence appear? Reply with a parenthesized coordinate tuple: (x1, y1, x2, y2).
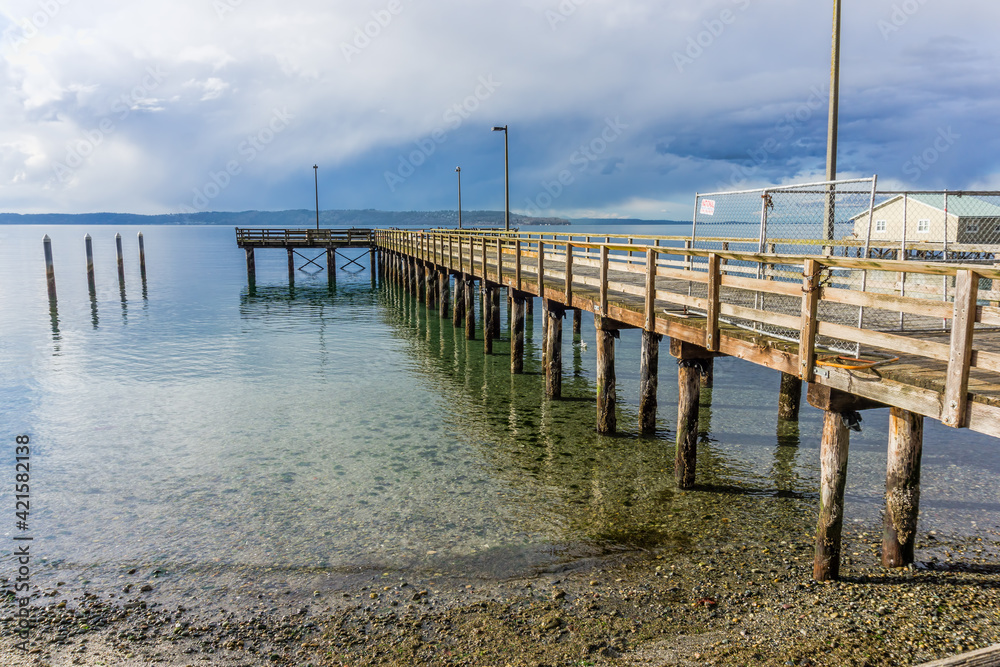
(699, 198, 716, 216)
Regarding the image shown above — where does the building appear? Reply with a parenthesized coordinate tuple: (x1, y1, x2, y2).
(850, 194, 1000, 246)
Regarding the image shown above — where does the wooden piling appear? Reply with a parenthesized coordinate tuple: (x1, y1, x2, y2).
(544, 301, 564, 398)
(595, 316, 617, 433)
(425, 265, 435, 308)
(778, 373, 802, 420)
(287, 248, 295, 283)
(814, 410, 851, 581)
(137, 231, 146, 282)
(327, 248, 336, 285)
(882, 406, 924, 568)
(511, 291, 525, 374)
(464, 276, 476, 340)
(453, 274, 465, 328)
(115, 232, 125, 287)
(700, 357, 714, 388)
(639, 331, 661, 434)
(416, 263, 426, 304)
(484, 284, 494, 355)
(85, 234, 96, 294)
(439, 270, 450, 319)
(573, 308, 582, 335)
(245, 246, 256, 283)
(491, 287, 501, 340)
(43, 234, 57, 300)
(541, 298, 549, 366)
(675, 359, 701, 488)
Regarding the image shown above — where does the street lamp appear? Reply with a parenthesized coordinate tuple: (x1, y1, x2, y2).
(313, 164, 320, 230)
(492, 125, 509, 231)
(456, 166, 462, 229)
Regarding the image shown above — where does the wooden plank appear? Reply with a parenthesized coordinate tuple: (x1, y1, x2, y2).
(538, 239, 545, 297)
(720, 302, 800, 331)
(942, 270, 979, 427)
(600, 245, 609, 316)
(721, 273, 803, 298)
(822, 285, 954, 320)
(915, 644, 1000, 667)
(817, 321, 952, 362)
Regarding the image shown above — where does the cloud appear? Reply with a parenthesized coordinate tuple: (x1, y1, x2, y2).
(0, 0, 997, 216)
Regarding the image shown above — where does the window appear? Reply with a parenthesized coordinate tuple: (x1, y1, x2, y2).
(917, 219, 930, 234)
(875, 220, 886, 233)
(966, 223, 979, 233)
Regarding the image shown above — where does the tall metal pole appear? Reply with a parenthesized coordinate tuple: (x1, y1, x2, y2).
(493, 125, 509, 231)
(313, 164, 320, 230)
(456, 166, 462, 229)
(823, 0, 841, 241)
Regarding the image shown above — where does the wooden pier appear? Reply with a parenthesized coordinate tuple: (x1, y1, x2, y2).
(235, 227, 375, 283)
(368, 228, 1000, 582)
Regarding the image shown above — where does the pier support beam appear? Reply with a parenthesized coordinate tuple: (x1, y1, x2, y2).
(807, 385, 886, 581)
(511, 291, 526, 374)
(416, 262, 426, 304)
(245, 247, 255, 284)
(425, 265, 435, 309)
(639, 331, 661, 434)
(671, 340, 716, 488)
(700, 358, 714, 388)
(491, 287, 501, 340)
(814, 409, 850, 581)
(544, 300, 565, 398)
(882, 407, 924, 568)
(778, 373, 802, 421)
(43, 234, 57, 300)
(453, 274, 466, 328)
(464, 276, 476, 340)
(595, 316, 618, 434)
(573, 308, 582, 335)
(438, 270, 450, 319)
(484, 284, 495, 354)
(327, 248, 336, 286)
(287, 248, 295, 284)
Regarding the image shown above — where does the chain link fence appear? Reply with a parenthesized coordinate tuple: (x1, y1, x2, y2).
(687, 179, 1000, 354)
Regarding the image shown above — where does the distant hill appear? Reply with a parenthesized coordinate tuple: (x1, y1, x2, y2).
(0, 209, 571, 228)
(570, 217, 689, 226)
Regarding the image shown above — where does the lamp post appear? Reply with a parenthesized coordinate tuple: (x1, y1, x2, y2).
(456, 166, 462, 229)
(823, 0, 841, 241)
(313, 164, 320, 230)
(492, 125, 509, 231)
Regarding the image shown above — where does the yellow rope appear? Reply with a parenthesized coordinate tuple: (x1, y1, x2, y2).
(815, 354, 900, 370)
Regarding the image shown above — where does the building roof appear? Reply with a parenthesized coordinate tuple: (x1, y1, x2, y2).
(850, 194, 1000, 221)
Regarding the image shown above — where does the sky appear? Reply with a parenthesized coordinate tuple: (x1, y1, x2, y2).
(2, 0, 999, 219)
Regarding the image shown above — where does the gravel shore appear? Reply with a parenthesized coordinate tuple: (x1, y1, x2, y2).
(3, 526, 999, 667)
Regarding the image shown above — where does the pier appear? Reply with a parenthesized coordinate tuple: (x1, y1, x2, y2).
(235, 225, 1000, 582)
(235, 227, 375, 283)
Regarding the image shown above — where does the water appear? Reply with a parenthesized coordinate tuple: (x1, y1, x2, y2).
(1, 223, 998, 590)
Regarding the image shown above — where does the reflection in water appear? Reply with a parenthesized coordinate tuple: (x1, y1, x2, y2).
(772, 419, 802, 494)
(119, 285, 128, 324)
(48, 296, 61, 350)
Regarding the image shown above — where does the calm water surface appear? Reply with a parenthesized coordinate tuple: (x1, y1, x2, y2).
(1, 224, 998, 587)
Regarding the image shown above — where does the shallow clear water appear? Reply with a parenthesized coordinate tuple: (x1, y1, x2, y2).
(1, 223, 998, 585)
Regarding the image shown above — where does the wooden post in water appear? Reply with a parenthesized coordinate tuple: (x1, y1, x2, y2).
(287, 248, 295, 284)
(245, 247, 256, 283)
(327, 248, 337, 286)
(541, 298, 549, 367)
(439, 270, 450, 319)
(484, 284, 494, 354)
(416, 262, 425, 304)
(85, 234, 97, 293)
(639, 331, 661, 434)
(491, 287, 501, 340)
(115, 232, 126, 287)
(573, 309, 582, 335)
(700, 358, 714, 388)
(453, 274, 465, 328)
(882, 407, 924, 568)
(814, 410, 850, 581)
(43, 234, 57, 300)
(675, 357, 701, 488)
(137, 232, 146, 282)
(544, 300, 565, 398)
(778, 373, 802, 420)
(511, 291, 525, 374)
(595, 315, 617, 433)
(425, 265, 435, 308)
(464, 276, 476, 340)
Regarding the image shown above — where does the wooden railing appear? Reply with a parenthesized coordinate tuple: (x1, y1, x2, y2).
(236, 228, 374, 245)
(376, 229, 1000, 432)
